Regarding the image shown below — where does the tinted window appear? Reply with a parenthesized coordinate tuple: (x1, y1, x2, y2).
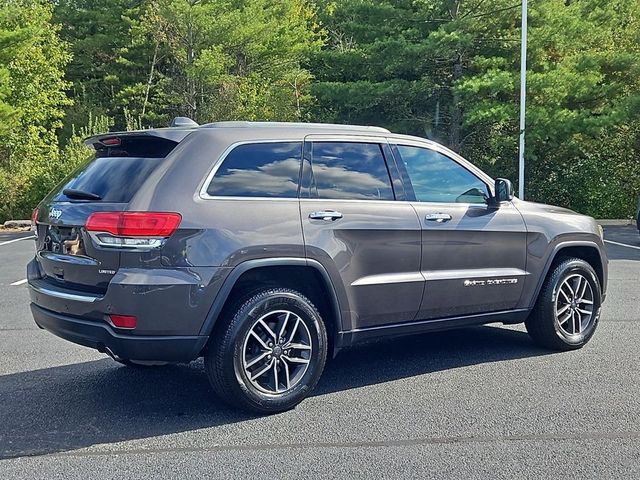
(54, 156, 164, 203)
(206, 142, 301, 198)
(311, 142, 394, 200)
(54, 136, 180, 203)
(395, 145, 488, 204)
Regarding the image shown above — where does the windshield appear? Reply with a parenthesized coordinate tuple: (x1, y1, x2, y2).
(53, 156, 164, 203)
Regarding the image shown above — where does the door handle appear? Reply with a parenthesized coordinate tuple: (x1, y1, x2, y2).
(425, 213, 452, 223)
(309, 210, 343, 221)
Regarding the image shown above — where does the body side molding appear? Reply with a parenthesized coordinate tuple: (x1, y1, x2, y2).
(340, 308, 531, 344)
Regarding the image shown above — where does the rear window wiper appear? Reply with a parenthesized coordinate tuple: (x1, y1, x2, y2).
(62, 188, 102, 201)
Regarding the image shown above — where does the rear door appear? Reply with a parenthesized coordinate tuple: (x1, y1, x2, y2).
(33, 134, 181, 293)
(390, 142, 527, 320)
(300, 136, 423, 331)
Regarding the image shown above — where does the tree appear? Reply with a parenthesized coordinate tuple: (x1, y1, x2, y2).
(309, 0, 518, 149)
(311, 0, 640, 216)
(457, 0, 640, 215)
(117, 0, 323, 125)
(0, 0, 71, 222)
(53, 0, 135, 138)
(0, 22, 30, 135)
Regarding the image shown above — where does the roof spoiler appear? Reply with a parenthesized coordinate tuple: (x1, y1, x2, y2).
(84, 128, 194, 148)
(84, 117, 199, 147)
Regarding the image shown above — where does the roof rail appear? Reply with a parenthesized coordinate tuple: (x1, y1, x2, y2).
(200, 121, 390, 133)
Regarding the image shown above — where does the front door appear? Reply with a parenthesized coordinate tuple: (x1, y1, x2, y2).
(391, 142, 528, 320)
(300, 138, 423, 330)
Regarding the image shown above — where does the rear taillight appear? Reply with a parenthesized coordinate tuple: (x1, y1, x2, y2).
(31, 207, 39, 226)
(86, 212, 181, 249)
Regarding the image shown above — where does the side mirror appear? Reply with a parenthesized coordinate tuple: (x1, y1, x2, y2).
(494, 178, 514, 203)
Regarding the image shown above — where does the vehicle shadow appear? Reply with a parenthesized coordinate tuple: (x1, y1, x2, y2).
(0, 325, 548, 459)
(316, 324, 547, 395)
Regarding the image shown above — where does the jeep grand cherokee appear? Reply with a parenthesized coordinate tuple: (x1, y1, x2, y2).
(28, 120, 608, 413)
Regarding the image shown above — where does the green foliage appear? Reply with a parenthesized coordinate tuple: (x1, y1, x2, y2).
(0, 0, 639, 221)
(0, 22, 31, 135)
(114, 0, 323, 125)
(54, 0, 136, 139)
(313, 0, 640, 217)
(457, 0, 640, 216)
(60, 114, 113, 172)
(310, 0, 523, 146)
(0, 0, 72, 222)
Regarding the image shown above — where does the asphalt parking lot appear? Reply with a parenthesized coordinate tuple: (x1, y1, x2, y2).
(1, 226, 639, 479)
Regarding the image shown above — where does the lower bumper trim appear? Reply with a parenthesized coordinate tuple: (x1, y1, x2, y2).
(30, 303, 208, 362)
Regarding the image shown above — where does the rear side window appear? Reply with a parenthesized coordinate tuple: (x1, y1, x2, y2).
(310, 142, 394, 200)
(205, 142, 302, 198)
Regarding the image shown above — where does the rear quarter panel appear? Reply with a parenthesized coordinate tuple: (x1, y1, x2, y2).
(128, 129, 306, 268)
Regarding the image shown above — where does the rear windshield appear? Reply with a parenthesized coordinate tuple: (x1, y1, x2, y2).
(53, 156, 164, 203)
(53, 136, 177, 203)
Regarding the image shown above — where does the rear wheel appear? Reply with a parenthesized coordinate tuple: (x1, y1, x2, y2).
(205, 288, 328, 413)
(526, 257, 601, 350)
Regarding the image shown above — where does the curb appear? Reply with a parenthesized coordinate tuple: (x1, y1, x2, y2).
(596, 219, 636, 226)
(2, 220, 31, 229)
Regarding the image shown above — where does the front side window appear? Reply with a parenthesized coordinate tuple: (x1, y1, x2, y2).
(394, 145, 489, 204)
(206, 142, 302, 198)
(311, 142, 394, 200)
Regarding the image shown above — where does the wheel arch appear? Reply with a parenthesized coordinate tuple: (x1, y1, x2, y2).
(529, 241, 606, 309)
(199, 258, 346, 356)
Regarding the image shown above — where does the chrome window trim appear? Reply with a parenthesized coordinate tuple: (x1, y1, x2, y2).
(303, 135, 397, 202)
(299, 198, 410, 204)
(197, 134, 496, 202)
(389, 138, 495, 195)
(198, 139, 304, 201)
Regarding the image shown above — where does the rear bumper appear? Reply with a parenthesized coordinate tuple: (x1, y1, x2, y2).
(31, 303, 208, 361)
(27, 258, 230, 336)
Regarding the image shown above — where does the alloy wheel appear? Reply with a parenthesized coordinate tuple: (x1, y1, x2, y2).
(241, 310, 312, 394)
(554, 273, 594, 336)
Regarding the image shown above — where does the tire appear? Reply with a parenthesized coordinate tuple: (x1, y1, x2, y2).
(205, 287, 328, 414)
(526, 257, 602, 351)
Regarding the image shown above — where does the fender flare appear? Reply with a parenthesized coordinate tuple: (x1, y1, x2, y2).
(198, 257, 347, 352)
(529, 240, 606, 309)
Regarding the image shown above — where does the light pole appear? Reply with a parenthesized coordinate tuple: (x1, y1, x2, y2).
(518, 0, 528, 199)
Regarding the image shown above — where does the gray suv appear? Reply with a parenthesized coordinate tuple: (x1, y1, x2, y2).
(28, 121, 608, 413)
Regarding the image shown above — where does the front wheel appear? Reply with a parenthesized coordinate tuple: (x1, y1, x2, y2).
(205, 288, 328, 414)
(526, 257, 602, 351)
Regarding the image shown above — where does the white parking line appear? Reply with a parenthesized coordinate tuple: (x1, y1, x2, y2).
(0, 235, 35, 247)
(604, 239, 640, 251)
(10, 278, 27, 286)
